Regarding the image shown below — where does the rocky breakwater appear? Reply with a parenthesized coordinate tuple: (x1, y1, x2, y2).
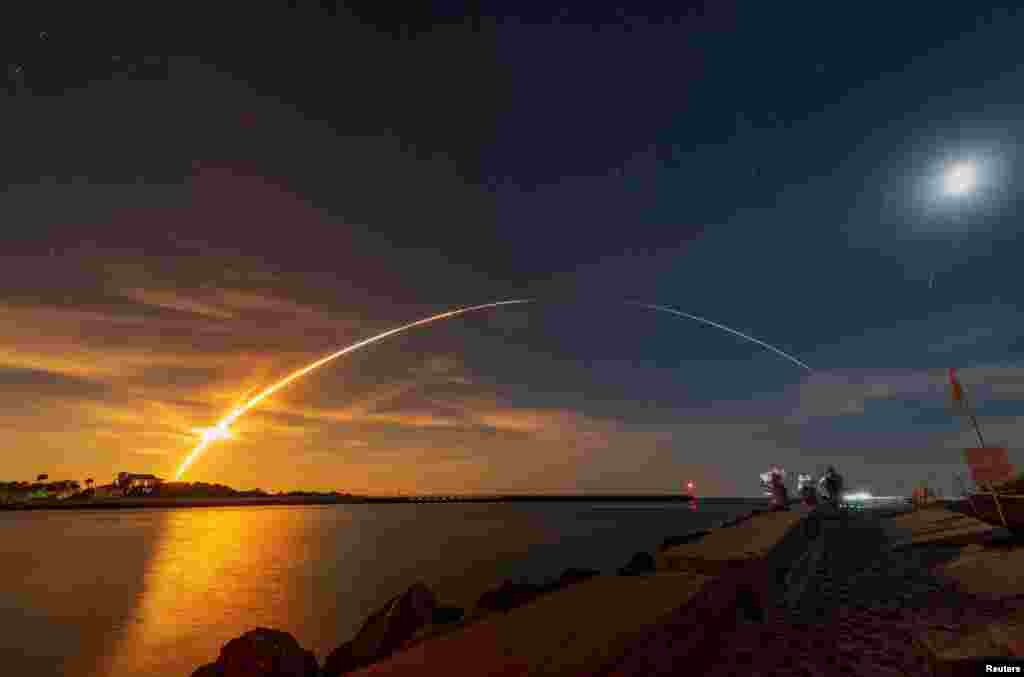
(187, 504, 796, 676)
(188, 583, 464, 677)
(694, 505, 1024, 677)
(190, 628, 320, 677)
(474, 567, 602, 614)
(600, 508, 815, 676)
(188, 568, 604, 677)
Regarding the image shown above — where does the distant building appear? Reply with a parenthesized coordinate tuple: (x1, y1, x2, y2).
(44, 480, 80, 500)
(115, 472, 164, 495)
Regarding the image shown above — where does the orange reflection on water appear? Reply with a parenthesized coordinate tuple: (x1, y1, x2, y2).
(102, 506, 335, 676)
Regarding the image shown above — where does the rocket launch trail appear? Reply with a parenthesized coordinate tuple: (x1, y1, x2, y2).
(175, 298, 811, 479)
(628, 303, 813, 372)
(174, 299, 532, 479)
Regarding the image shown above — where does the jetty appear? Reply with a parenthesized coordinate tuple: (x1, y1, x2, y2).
(351, 502, 1024, 676)
(341, 506, 814, 676)
(189, 500, 1024, 676)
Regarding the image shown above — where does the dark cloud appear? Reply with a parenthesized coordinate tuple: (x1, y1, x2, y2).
(135, 366, 226, 392)
(4, 4, 1024, 493)
(0, 367, 111, 400)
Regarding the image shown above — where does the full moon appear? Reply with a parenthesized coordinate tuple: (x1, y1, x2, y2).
(944, 161, 977, 196)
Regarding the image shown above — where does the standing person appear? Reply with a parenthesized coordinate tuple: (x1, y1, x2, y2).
(769, 468, 790, 510)
(820, 466, 843, 508)
(798, 473, 818, 507)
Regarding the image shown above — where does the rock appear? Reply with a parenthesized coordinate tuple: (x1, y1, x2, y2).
(471, 569, 596, 617)
(322, 583, 438, 676)
(321, 584, 438, 675)
(618, 551, 656, 576)
(322, 641, 359, 677)
(659, 529, 711, 551)
(216, 628, 318, 677)
(475, 579, 544, 613)
(431, 605, 464, 625)
(557, 567, 600, 587)
(190, 663, 223, 677)
(736, 584, 765, 623)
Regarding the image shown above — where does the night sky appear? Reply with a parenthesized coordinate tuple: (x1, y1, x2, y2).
(3, 3, 1024, 496)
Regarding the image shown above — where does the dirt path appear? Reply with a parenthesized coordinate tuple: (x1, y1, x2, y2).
(780, 510, 956, 621)
(698, 509, 1023, 677)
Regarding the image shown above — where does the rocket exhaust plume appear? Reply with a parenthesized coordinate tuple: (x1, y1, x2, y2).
(175, 298, 811, 479)
(174, 299, 532, 479)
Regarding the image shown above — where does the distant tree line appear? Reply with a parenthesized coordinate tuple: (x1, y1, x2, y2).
(155, 482, 269, 498)
(2, 473, 358, 503)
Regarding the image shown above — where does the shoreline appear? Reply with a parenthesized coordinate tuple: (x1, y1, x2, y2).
(696, 504, 1024, 677)
(0, 495, 365, 511)
(0, 493, 708, 512)
(281, 501, 1022, 676)
(186, 501, 789, 676)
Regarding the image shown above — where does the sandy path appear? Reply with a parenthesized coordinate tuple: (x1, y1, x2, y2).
(699, 509, 1023, 677)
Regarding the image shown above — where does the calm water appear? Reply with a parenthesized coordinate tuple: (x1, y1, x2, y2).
(0, 500, 759, 676)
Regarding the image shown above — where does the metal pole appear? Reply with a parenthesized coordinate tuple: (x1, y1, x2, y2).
(961, 383, 1007, 527)
(961, 389, 986, 448)
(957, 473, 980, 518)
(988, 480, 1009, 528)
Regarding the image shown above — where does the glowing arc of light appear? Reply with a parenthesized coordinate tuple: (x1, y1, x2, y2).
(629, 303, 813, 372)
(174, 299, 532, 479)
(175, 298, 812, 480)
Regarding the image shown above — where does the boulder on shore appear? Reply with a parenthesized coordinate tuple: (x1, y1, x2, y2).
(322, 582, 437, 677)
(475, 579, 544, 613)
(556, 567, 600, 587)
(431, 605, 465, 625)
(659, 529, 711, 552)
(617, 551, 656, 576)
(321, 641, 358, 677)
(473, 569, 598, 617)
(190, 628, 318, 677)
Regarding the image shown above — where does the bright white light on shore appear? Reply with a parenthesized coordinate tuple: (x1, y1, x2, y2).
(843, 491, 873, 502)
(944, 161, 977, 196)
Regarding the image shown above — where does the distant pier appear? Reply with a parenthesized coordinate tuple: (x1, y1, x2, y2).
(362, 494, 697, 504)
(0, 493, 696, 511)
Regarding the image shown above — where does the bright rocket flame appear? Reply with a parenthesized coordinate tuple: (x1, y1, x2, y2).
(174, 299, 532, 479)
(175, 298, 814, 480)
(198, 425, 232, 444)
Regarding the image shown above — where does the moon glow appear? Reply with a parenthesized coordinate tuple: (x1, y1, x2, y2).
(944, 161, 977, 196)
